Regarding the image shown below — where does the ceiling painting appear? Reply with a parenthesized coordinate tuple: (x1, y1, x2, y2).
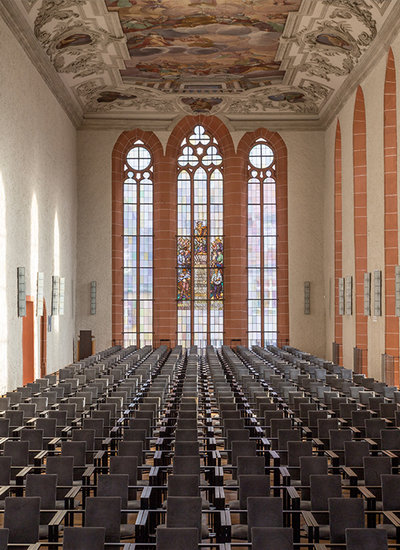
(104, 0, 301, 85)
(4, 0, 398, 124)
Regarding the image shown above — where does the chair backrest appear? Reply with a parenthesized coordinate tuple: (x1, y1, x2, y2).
(317, 418, 339, 439)
(123, 428, 146, 444)
(85, 497, 121, 543)
(63, 527, 105, 550)
(48, 410, 68, 426)
(20, 428, 43, 450)
(248, 497, 283, 540)
(110, 456, 138, 487)
(118, 441, 143, 465)
(238, 475, 270, 508)
(277, 428, 300, 452)
(156, 527, 198, 550)
(339, 402, 357, 420)
(287, 441, 313, 467)
(231, 440, 257, 466)
(0, 529, 8, 550)
(365, 417, 386, 438)
(0, 418, 9, 437)
(97, 474, 129, 508)
(4, 496, 40, 543)
(227, 429, 250, 449)
(167, 475, 200, 497)
(166, 496, 202, 542)
(381, 428, 400, 450)
(381, 474, 400, 510)
(0, 398, 10, 410)
(363, 456, 391, 486)
(174, 441, 200, 456)
(61, 441, 87, 466)
(46, 456, 74, 493)
(270, 418, 291, 438)
(36, 418, 57, 438)
(5, 410, 23, 427)
(0, 457, 11, 485)
(72, 428, 95, 451)
(175, 429, 198, 442)
(4, 440, 29, 466)
(237, 456, 265, 477)
(328, 497, 364, 543)
(329, 429, 353, 450)
(310, 474, 342, 510)
(172, 456, 201, 476)
(345, 527, 388, 550)
(308, 408, 328, 424)
(344, 440, 370, 468)
(299, 456, 328, 486)
(251, 527, 293, 550)
(26, 473, 57, 509)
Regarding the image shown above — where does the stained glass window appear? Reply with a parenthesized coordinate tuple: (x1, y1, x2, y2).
(248, 139, 277, 347)
(123, 141, 153, 347)
(177, 125, 223, 349)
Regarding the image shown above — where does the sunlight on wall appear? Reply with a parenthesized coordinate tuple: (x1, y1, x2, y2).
(0, 174, 8, 393)
(30, 194, 39, 378)
(53, 211, 60, 334)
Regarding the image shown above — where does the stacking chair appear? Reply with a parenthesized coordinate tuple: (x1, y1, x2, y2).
(63, 527, 106, 550)
(84, 496, 135, 541)
(231, 496, 285, 541)
(4, 496, 40, 545)
(163, 496, 209, 540)
(346, 528, 388, 550)
(251, 527, 294, 550)
(314, 497, 364, 542)
(156, 527, 198, 550)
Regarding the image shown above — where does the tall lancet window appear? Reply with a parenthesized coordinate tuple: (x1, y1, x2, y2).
(177, 125, 224, 349)
(123, 141, 153, 346)
(248, 139, 277, 346)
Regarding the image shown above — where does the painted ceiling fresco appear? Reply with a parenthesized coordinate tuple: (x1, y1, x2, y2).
(104, 0, 301, 85)
(11, 0, 397, 122)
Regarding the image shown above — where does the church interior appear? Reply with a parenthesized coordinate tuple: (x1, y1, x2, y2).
(1, 0, 400, 548)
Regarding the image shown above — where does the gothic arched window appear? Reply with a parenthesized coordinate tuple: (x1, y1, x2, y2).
(123, 141, 153, 347)
(177, 125, 224, 349)
(248, 139, 277, 346)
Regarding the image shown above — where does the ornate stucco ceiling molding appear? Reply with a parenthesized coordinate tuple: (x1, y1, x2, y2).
(319, 0, 400, 129)
(0, 0, 83, 127)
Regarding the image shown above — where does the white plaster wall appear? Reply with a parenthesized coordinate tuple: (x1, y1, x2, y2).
(76, 129, 120, 351)
(0, 17, 77, 391)
(76, 127, 327, 357)
(281, 130, 326, 357)
(324, 33, 400, 377)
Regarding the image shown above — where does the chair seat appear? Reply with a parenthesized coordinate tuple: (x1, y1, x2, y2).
(377, 523, 396, 538)
(120, 524, 135, 538)
(139, 479, 149, 486)
(228, 499, 239, 510)
(39, 524, 64, 539)
(224, 479, 238, 486)
(317, 524, 330, 539)
(300, 500, 311, 511)
(128, 500, 141, 510)
(231, 523, 247, 540)
(291, 479, 301, 487)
